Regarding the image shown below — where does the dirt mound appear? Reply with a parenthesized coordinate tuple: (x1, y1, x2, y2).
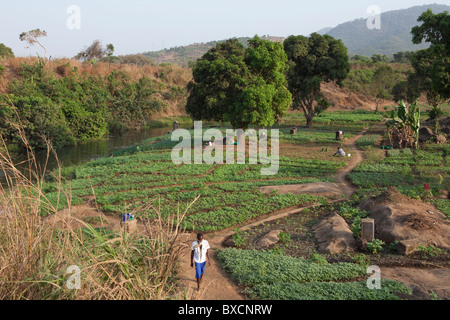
(359, 187, 450, 252)
(255, 230, 283, 248)
(311, 213, 356, 254)
(382, 268, 450, 300)
(259, 182, 343, 198)
(44, 205, 122, 232)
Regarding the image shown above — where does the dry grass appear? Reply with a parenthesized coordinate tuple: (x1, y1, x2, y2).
(0, 100, 195, 299)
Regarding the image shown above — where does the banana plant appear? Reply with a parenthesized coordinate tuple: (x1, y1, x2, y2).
(385, 100, 420, 149)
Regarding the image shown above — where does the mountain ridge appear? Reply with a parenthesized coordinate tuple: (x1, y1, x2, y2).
(140, 3, 450, 66)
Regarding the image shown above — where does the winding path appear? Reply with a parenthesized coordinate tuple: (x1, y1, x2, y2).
(177, 128, 369, 300)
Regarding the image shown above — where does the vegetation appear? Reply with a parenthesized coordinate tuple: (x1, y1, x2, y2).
(186, 36, 292, 129)
(0, 43, 14, 58)
(411, 9, 450, 100)
(74, 40, 115, 62)
(0, 57, 191, 150)
(217, 248, 411, 300)
(284, 33, 350, 128)
(19, 29, 48, 58)
(0, 129, 190, 299)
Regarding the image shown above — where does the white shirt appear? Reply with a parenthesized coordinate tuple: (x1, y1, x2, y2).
(191, 240, 210, 264)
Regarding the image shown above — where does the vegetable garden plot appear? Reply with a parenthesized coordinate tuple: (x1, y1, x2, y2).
(44, 146, 344, 231)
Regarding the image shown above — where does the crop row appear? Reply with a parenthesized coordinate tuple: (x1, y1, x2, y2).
(245, 280, 411, 300)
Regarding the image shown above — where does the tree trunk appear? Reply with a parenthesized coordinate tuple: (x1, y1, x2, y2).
(306, 116, 313, 128)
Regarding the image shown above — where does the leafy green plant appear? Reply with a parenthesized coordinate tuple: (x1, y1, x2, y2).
(232, 229, 247, 248)
(279, 231, 292, 244)
(351, 253, 370, 267)
(366, 239, 385, 254)
(417, 244, 442, 258)
(309, 252, 328, 265)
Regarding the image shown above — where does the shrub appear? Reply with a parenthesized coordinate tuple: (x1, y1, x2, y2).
(366, 239, 385, 254)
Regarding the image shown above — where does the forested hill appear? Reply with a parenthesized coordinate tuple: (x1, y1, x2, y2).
(141, 36, 285, 67)
(325, 3, 450, 57)
(140, 4, 449, 66)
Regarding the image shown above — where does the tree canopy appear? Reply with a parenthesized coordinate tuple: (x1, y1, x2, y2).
(0, 43, 14, 58)
(19, 29, 48, 58)
(284, 33, 350, 128)
(411, 9, 450, 100)
(75, 40, 115, 62)
(186, 36, 292, 129)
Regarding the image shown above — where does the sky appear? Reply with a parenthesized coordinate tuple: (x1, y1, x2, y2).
(1, 0, 449, 58)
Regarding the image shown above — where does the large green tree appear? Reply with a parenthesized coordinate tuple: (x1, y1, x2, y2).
(411, 9, 450, 100)
(186, 36, 292, 129)
(284, 33, 350, 128)
(369, 65, 402, 111)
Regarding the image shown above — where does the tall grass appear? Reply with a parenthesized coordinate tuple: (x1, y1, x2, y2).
(0, 105, 195, 299)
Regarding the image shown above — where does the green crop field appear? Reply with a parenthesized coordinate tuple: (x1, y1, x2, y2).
(217, 248, 412, 300)
(43, 131, 349, 232)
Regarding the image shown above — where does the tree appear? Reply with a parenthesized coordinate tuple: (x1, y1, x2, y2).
(393, 51, 415, 63)
(284, 33, 350, 128)
(371, 54, 390, 63)
(411, 9, 450, 100)
(186, 36, 292, 129)
(19, 29, 48, 58)
(75, 40, 115, 62)
(0, 43, 14, 58)
(369, 65, 401, 111)
(408, 49, 446, 108)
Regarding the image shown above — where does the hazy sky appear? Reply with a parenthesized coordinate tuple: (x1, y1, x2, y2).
(1, 0, 448, 58)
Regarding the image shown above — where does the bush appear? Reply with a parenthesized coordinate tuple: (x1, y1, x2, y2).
(366, 239, 385, 254)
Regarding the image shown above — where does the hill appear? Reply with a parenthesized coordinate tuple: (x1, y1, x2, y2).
(325, 3, 450, 57)
(140, 4, 449, 66)
(141, 36, 285, 67)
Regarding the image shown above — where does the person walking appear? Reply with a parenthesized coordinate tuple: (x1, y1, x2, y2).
(190, 233, 211, 291)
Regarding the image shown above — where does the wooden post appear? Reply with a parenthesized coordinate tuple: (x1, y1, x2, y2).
(361, 218, 375, 243)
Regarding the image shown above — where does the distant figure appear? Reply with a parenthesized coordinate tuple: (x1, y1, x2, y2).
(333, 147, 346, 157)
(260, 132, 267, 140)
(110, 153, 114, 158)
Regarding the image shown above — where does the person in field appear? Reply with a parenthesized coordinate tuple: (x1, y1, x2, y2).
(190, 233, 211, 291)
(333, 147, 346, 157)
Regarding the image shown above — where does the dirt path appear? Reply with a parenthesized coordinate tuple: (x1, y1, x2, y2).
(176, 128, 369, 300)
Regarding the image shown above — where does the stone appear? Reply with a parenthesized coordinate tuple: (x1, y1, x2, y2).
(438, 117, 450, 127)
(397, 238, 423, 255)
(434, 134, 447, 144)
(256, 230, 283, 248)
(311, 213, 356, 254)
(419, 127, 433, 142)
(361, 218, 375, 243)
